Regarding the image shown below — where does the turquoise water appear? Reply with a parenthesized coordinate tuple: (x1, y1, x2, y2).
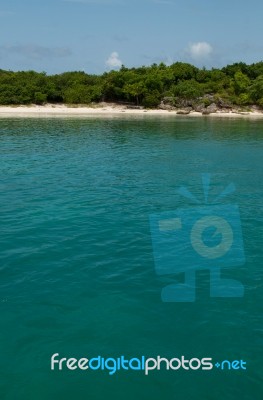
(0, 116, 262, 400)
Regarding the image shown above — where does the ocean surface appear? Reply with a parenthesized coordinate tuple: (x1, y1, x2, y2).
(0, 116, 262, 400)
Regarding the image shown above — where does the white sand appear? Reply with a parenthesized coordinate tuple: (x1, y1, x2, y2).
(0, 104, 263, 118)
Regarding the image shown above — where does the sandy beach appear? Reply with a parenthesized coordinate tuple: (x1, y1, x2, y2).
(0, 103, 263, 118)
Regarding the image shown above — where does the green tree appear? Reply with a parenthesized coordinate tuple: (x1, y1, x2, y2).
(123, 82, 146, 105)
(34, 92, 47, 105)
(170, 62, 198, 82)
(173, 79, 204, 99)
(249, 75, 263, 103)
(232, 71, 251, 95)
(142, 90, 161, 108)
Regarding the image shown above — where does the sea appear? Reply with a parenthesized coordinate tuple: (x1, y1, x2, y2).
(0, 116, 262, 400)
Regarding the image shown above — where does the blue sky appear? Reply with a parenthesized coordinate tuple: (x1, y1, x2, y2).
(0, 0, 262, 74)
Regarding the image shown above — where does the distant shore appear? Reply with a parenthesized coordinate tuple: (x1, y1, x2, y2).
(1, 103, 263, 118)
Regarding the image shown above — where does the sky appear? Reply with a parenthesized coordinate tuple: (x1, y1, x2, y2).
(0, 0, 263, 74)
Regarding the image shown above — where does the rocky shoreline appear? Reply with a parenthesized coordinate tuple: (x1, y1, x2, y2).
(0, 101, 263, 117)
(158, 94, 263, 115)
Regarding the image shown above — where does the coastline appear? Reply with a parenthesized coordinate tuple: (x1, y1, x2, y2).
(1, 103, 263, 118)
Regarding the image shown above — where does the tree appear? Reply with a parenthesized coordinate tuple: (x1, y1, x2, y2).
(123, 82, 146, 105)
(170, 62, 198, 82)
(0, 61, 261, 108)
(34, 92, 47, 105)
(232, 71, 251, 95)
(249, 75, 263, 104)
(173, 79, 204, 99)
(142, 90, 161, 108)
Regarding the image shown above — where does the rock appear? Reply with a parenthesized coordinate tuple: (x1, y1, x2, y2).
(158, 103, 175, 111)
(177, 109, 191, 115)
(206, 103, 218, 113)
(126, 105, 144, 110)
(197, 94, 214, 105)
(173, 98, 193, 107)
(193, 103, 206, 113)
(251, 105, 261, 112)
(194, 101, 217, 114)
(216, 97, 232, 109)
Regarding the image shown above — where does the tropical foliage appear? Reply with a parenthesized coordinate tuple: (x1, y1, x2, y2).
(0, 61, 263, 107)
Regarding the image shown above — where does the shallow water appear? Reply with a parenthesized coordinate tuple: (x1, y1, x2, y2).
(0, 116, 262, 400)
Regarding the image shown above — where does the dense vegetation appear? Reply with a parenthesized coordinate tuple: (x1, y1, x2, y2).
(0, 61, 263, 108)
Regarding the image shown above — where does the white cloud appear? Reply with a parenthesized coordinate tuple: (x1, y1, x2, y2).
(106, 51, 122, 69)
(188, 42, 213, 60)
